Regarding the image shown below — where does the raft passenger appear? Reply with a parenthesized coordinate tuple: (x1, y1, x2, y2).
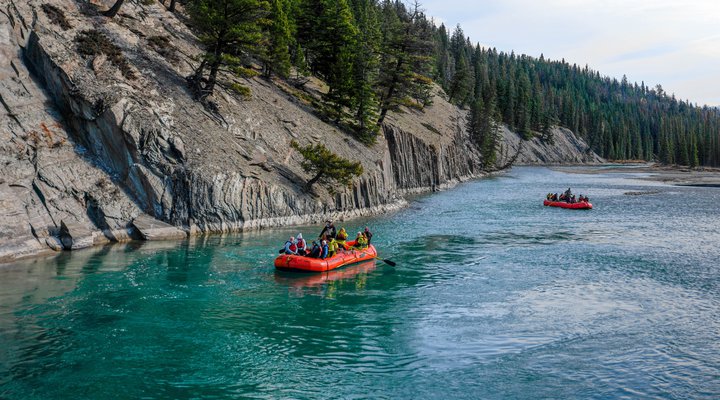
(319, 220, 337, 240)
(336, 227, 349, 249)
(283, 237, 298, 255)
(354, 232, 368, 249)
(309, 241, 320, 258)
(364, 227, 373, 245)
(328, 238, 339, 257)
(320, 240, 329, 259)
(296, 233, 307, 255)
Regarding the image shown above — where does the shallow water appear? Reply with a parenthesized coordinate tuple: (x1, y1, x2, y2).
(1, 167, 719, 399)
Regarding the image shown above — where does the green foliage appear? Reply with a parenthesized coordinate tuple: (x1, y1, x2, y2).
(229, 82, 252, 98)
(262, 0, 292, 78)
(375, 0, 435, 126)
(75, 30, 135, 79)
(468, 98, 499, 169)
(291, 43, 310, 81)
(290, 140, 364, 189)
(186, 0, 269, 101)
(447, 25, 472, 105)
(349, 0, 381, 142)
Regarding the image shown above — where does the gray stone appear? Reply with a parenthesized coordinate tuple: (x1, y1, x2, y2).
(59, 220, 94, 250)
(131, 214, 187, 241)
(45, 236, 63, 251)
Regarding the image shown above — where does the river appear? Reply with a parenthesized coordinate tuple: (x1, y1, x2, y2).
(1, 166, 719, 399)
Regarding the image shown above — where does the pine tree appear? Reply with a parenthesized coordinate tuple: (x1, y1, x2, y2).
(186, 0, 269, 101)
(291, 140, 364, 189)
(263, 0, 292, 78)
(434, 23, 452, 89)
(447, 25, 471, 105)
(375, 0, 434, 126)
(468, 98, 498, 169)
(291, 43, 310, 82)
(349, 0, 381, 141)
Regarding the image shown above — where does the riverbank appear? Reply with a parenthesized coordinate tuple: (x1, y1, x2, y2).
(554, 163, 720, 187)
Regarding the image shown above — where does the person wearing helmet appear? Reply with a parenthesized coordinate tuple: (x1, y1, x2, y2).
(363, 226, 373, 245)
(283, 236, 298, 255)
(319, 220, 337, 240)
(336, 227, 348, 250)
(296, 233, 307, 255)
(354, 232, 368, 249)
(320, 240, 329, 259)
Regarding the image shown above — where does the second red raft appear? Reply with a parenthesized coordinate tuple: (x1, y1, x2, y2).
(543, 200, 593, 209)
(274, 241, 377, 272)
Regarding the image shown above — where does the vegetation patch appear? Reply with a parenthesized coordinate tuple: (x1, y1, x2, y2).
(290, 140, 363, 190)
(421, 122, 441, 135)
(228, 82, 252, 99)
(75, 30, 135, 79)
(147, 35, 179, 63)
(42, 4, 72, 30)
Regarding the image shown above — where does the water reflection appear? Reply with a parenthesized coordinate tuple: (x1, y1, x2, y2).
(274, 261, 378, 298)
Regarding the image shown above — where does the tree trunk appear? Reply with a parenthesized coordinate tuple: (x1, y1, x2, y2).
(306, 172, 324, 188)
(188, 59, 207, 100)
(168, 0, 177, 12)
(204, 59, 221, 101)
(103, 0, 125, 18)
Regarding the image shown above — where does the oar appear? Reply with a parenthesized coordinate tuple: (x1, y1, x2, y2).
(375, 256, 396, 267)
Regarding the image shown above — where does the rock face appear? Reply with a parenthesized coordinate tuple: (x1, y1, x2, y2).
(499, 126, 604, 165)
(0, 0, 602, 263)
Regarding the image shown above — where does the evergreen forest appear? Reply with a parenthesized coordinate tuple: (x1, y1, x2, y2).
(183, 0, 720, 167)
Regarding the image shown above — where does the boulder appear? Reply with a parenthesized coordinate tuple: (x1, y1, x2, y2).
(131, 214, 187, 241)
(59, 220, 95, 250)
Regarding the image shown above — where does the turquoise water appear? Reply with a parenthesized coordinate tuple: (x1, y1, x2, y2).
(1, 167, 719, 399)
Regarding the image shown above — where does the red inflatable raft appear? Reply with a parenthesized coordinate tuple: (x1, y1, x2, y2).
(544, 200, 593, 209)
(274, 241, 377, 272)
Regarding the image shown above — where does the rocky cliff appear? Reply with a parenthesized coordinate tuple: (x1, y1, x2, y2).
(0, 0, 601, 263)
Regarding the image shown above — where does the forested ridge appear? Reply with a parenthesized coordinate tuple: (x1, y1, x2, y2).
(171, 0, 720, 166)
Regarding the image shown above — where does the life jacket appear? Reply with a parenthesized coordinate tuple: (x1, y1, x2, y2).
(287, 241, 297, 252)
(297, 238, 306, 250)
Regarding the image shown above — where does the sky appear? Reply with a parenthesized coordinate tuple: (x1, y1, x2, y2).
(421, 0, 720, 107)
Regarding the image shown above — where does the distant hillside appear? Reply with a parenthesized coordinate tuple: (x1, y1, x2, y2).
(433, 23, 720, 167)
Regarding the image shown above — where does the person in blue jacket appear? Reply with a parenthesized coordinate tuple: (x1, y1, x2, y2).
(283, 237, 298, 255)
(320, 240, 329, 259)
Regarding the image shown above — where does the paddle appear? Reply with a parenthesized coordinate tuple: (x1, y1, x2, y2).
(375, 257, 396, 267)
